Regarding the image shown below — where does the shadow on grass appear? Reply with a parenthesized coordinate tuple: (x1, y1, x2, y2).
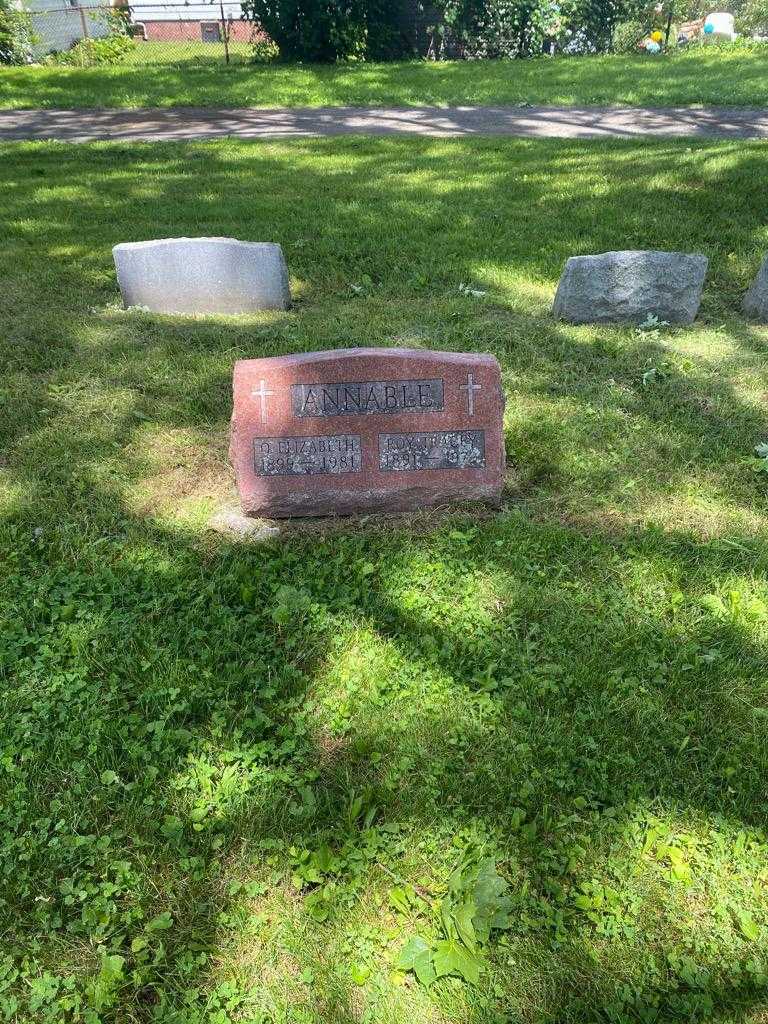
(3, 484, 768, 1020)
(2, 134, 768, 1021)
(3, 50, 768, 110)
(2, 135, 768, 310)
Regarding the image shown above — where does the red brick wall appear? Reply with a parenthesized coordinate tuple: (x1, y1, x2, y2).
(141, 20, 264, 42)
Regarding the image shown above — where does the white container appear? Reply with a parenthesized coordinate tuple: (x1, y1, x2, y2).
(703, 12, 736, 40)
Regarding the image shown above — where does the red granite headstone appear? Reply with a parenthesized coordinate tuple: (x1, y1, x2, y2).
(230, 348, 505, 517)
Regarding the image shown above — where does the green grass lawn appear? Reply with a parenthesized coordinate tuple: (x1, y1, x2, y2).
(2, 134, 768, 1023)
(118, 40, 257, 65)
(2, 46, 768, 109)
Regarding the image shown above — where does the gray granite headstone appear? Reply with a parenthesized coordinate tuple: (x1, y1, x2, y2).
(113, 237, 290, 315)
(743, 256, 768, 323)
(553, 250, 708, 325)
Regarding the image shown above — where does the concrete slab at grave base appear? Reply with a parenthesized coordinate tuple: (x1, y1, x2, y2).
(553, 250, 708, 325)
(113, 237, 290, 315)
(236, 481, 504, 518)
(230, 348, 505, 518)
(208, 509, 282, 542)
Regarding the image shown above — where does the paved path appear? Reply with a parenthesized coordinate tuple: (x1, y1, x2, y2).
(2, 105, 768, 143)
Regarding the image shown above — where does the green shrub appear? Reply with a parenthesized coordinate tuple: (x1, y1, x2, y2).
(51, 33, 135, 66)
(366, 0, 412, 58)
(240, 0, 360, 61)
(430, 0, 649, 58)
(736, 0, 768, 34)
(250, 36, 280, 61)
(433, 0, 568, 58)
(611, 16, 645, 49)
(239, 0, 408, 61)
(241, 0, 357, 61)
(239, 0, 668, 60)
(568, 0, 644, 51)
(476, 0, 566, 57)
(0, 0, 34, 64)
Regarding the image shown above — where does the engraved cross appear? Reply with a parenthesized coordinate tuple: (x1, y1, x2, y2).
(251, 379, 275, 423)
(459, 372, 482, 416)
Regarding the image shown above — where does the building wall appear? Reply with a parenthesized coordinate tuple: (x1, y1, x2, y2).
(140, 18, 262, 41)
(28, 2, 110, 57)
(129, 1, 242, 22)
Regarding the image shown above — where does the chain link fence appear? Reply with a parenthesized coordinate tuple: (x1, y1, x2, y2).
(28, 2, 268, 66)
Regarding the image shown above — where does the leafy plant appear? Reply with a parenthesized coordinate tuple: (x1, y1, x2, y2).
(637, 313, 671, 333)
(86, 954, 125, 1014)
(0, 0, 33, 65)
(46, 8, 133, 66)
(249, 36, 280, 62)
(700, 587, 768, 625)
(49, 33, 135, 67)
(398, 854, 512, 986)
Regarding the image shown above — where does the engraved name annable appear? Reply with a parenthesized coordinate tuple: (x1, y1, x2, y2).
(254, 435, 362, 476)
(379, 430, 486, 472)
(293, 379, 444, 418)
